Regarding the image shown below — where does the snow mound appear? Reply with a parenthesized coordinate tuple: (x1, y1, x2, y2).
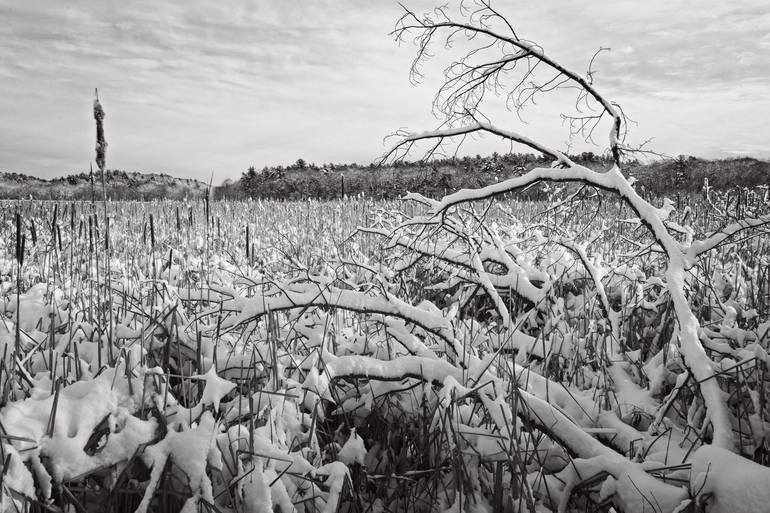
(691, 445, 770, 513)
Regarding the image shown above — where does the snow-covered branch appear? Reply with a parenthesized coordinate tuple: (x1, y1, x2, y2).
(687, 213, 770, 259)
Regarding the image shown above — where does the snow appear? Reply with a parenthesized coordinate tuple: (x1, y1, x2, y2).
(241, 462, 272, 513)
(1, 361, 153, 487)
(691, 445, 770, 513)
(337, 428, 367, 466)
(194, 362, 236, 412)
(136, 411, 219, 513)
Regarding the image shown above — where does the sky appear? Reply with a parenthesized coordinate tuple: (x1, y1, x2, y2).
(1, 0, 768, 182)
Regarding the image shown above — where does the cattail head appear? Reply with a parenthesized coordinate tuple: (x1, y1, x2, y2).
(93, 89, 107, 172)
(15, 212, 24, 266)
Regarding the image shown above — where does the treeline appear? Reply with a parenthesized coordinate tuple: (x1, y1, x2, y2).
(626, 156, 770, 194)
(218, 153, 770, 200)
(219, 152, 612, 200)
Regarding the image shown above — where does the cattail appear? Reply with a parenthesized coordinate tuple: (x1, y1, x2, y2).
(29, 218, 37, 246)
(51, 203, 58, 236)
(149, 213, 155, 249)
(246, 225, 250, 260)
(204, 190, 210, 227)
(15, 213, 24, 266)
(93, 89, 107, 172)
(14, 213, 24, 362)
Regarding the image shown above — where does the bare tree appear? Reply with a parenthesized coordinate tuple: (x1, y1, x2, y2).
(370, 0, 770, 509)
(188, 2, 770, 511)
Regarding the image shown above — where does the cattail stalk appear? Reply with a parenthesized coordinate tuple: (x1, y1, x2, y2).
(94, 89, 114, 363)
(14, 213, 24, 367)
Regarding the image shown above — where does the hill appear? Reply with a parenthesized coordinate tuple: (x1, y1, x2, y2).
(0, 169, 208, 200)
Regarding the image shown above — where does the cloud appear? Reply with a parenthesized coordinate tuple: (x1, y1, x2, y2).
(0, 0, 767, 180)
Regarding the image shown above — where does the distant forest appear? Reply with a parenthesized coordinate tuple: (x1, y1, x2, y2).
(222, 153, 770, 200)
(0, 154, 767, 201)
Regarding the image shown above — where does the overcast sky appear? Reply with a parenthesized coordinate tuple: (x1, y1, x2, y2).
(1, 0, 768, 182)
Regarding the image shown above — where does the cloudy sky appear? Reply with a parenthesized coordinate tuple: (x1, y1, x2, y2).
(1, 0, 768, 182)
